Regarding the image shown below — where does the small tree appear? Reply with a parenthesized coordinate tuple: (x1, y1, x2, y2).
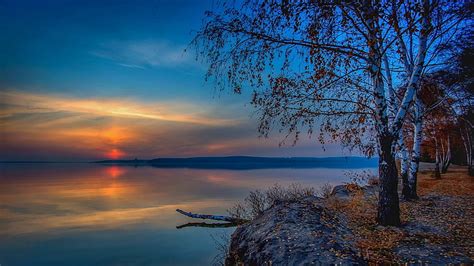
(423, 100, 457, 177)
(459, 110, 474, 175)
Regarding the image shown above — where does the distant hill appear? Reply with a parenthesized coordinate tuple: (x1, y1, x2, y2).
(94, 156, 377, 170)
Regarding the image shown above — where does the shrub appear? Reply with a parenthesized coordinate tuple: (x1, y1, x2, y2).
(316, 183, 334, 199)
(344, 170, 378, 186)
(228, 183, 315, 220)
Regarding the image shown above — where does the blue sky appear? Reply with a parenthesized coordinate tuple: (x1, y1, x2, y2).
(1, 0, 210, 99)
(0, 0, 345, 161)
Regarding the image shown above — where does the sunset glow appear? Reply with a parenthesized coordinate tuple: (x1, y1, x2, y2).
(105, 166, 125, 178)
(106, 149, 126, 160)
(0, 89, 334, 161)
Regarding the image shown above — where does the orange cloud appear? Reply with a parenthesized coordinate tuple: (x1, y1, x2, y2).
(0, 90, 238, 126)
(0, 90, 247, 159)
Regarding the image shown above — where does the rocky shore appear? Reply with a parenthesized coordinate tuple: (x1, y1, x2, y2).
(225, 167, 474, 265)
(226, 195, 362, 265)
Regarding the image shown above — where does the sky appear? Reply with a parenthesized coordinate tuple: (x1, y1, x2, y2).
(0, 0, 346, 161)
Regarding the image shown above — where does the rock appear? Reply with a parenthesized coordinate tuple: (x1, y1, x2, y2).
(361, 185, 379, 197)
(330, 184, 379, 201)
(330, 185, 352, 200)
(225, 196, 364, 265)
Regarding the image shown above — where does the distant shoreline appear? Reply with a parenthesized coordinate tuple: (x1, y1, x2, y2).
(94, 156, 378, 170)
(0, 156, 378, 170)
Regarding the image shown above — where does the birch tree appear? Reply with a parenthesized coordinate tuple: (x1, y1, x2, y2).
(459, 112, 474, 176)
(193, 0, 464, 226)
(426, 115, 454, 177)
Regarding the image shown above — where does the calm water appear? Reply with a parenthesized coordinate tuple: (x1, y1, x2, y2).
(0, 163, 375, 265)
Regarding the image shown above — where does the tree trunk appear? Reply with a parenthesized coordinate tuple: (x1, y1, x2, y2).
(400, 160, 409, 196)
(468, 130, 473, 176)
(407, 125, 421, 200)
(377, 135, 401, 226)
(460, 126, 473, 176)
(441, 136, 451, 173)
(434, 138, 441, 178)
(398, 135, 410, 196)
(405, 97, 422, 200)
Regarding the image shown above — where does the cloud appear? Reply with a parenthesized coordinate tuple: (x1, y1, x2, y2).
(91, 39, 194, 69)
(0, 90, 344, 161)
(0, 89, 251, 160)
(0, 90, 236, 126)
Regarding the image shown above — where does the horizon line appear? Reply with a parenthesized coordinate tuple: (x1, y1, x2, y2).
(0, 155, 376, 164)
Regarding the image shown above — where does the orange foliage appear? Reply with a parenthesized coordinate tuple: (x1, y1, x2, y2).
(330, 165, 474, 263)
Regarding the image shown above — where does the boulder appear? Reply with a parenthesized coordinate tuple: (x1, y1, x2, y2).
(226, 197, 364, 265)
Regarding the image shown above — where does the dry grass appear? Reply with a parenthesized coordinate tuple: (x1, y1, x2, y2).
(316, 182, 334, 198)
(228, 183, 315, 220)
(332, 165, 474, 263)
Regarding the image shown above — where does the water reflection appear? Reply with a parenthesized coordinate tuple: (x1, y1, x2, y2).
(0, 163, 375, 265)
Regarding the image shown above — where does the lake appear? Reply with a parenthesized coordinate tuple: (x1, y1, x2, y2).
(0, 163, 376, 265)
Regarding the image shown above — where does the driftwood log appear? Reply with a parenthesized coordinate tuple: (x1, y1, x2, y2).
(176, 222, 239, 229)
(175, 209, 247, 228)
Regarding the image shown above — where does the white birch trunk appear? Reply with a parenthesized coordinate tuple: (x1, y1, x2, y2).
(434, 138, 441, 178)
(441, 135, 451, 173)
(398, 131, 411, 197)
(399, 136, 409, 177)
(383, 54, 396, 125)
(468, 130, 474, 175)
(461, 126, 473, 175)
(407, 96, 423, 200)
